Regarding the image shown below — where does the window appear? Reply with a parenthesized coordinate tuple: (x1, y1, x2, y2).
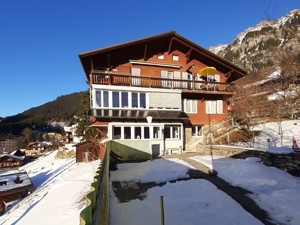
(135, 127, 142, 139)
(140, 93, 146, 108)
(172, 54, 179, 61)
(206, 100, 223, 114)
(113, 127, 121, 139)
(95, 91, 101, 107)
(157, 53, 164, 60)
(192, 126, 203, 137)
(153, 126, 161, 139)
(165, 125, 180, 139)
(132, 93, 138, 108)
(94, 90, 147, 109)
(112, 92, 120, 107)
(124, 127, 131, 139)
(121, 92, 128, 107)
(184, 99, 197, 113)
(103, 91, 109, 107)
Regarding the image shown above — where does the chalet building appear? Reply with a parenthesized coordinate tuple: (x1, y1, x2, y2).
(79, 31, 246, 159)
(25, 142, 48, 156)
(0, 154, 23, 168)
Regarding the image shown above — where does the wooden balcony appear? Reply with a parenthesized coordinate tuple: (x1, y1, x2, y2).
(91, 72, 233, 95)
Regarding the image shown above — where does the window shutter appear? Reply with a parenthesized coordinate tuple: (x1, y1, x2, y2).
(161, 70, 168, 87)
(174, 71, 180, 88)
(182, 72, 188, 88)
(131, 68, 141, 85)
(217, 100, 223, 114)
(205, 101, 210, 114)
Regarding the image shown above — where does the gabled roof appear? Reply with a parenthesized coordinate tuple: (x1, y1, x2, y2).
(79, 31, 247, 82)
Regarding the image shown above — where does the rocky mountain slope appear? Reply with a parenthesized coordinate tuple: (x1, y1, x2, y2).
(210, 9, 300, 76)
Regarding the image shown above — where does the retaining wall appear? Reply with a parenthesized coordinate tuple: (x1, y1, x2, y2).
(196, 145, 300, 176)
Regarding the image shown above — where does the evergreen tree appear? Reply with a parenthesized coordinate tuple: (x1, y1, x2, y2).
(74, 91, 98, 141)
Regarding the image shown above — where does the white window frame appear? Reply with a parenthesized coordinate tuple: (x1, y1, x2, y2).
(206, 100, 223, 114)
(157, 53, 164, 60)
(172, 54, 179, 61)
(94, 89, 148, 109)
(184, 99, 197, 114)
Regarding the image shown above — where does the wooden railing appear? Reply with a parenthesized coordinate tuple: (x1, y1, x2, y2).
(91, 72, 233, 93)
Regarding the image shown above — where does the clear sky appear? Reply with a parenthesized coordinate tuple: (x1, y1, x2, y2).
(0, 0, 298, 117)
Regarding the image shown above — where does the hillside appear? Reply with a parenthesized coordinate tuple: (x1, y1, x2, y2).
(210, 9, 300, 77)
(0, 91, 87, 134)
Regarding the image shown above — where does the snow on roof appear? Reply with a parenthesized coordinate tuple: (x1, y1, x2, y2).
(0, 171, 32, 192)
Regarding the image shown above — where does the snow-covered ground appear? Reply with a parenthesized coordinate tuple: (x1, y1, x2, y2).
(0, 120, 299, 225)
(110, 120, 300, 225)
(0, 150, 100, 225)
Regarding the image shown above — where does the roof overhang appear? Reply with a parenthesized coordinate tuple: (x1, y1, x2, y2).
(88, 109, 190, 124)
(79, 31, 247, 83)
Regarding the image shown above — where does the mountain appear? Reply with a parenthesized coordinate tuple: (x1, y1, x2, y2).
(210, 9, 300, 77)
(0, 91, 87, 134)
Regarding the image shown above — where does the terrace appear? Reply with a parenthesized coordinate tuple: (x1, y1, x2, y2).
(90, 72, 234, 95)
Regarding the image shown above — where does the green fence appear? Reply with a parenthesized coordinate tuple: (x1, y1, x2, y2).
(80, 142, 111, 225)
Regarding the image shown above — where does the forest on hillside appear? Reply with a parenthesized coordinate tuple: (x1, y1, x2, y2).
(0, 91, 88, 134)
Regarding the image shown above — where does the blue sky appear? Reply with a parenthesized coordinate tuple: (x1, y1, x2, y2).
(0, 0, 298, 117)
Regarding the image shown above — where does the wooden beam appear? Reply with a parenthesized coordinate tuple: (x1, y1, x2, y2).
(185, 48, 193, 64)
(168, 37, 174, 54)
(96, 127, 107, 138)
(143, 44, 148, 61)
(224, 70, 233, 82)
(107, 53, 111, 70)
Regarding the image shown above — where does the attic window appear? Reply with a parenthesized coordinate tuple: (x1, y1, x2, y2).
(157, 53, 164, 60)
(172, 54, 179, 61)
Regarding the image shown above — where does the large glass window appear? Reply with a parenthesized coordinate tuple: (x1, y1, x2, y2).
(140, 93, 146, 108)
(113, 92, 120, 107)
(165, 125, 180, 139)
(113, 127, 121, 139)
(153, 126, 161, 139)
(121, 92, 128, 108)
(94, 90, 147, 109)
(132, 93, 138, 108)
(103, 91, 109, 107)
(124, 127, 131, 139)
(95, 91, 101, 107)
(144, 126, 150, 139)
(135, 127, 142, 139)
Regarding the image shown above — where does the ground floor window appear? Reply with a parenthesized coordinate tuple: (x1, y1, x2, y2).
(164, 125, 180, 139)
(112, 125, 162, 140)
(192, 125, 203, 137)
(112, 124, 182, 140)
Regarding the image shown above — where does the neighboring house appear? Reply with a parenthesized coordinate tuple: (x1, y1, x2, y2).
(74, 141, 105, 163)
(79, 31, 246, 159)
(0, 154, 23, 168)
(0, 171, 34, 203)
(25, 142, 48, 156)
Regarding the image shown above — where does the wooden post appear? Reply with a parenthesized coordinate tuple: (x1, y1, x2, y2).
(160, 196, 165, 225)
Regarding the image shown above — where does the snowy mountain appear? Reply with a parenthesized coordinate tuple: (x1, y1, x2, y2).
(210, 9, 300, 75)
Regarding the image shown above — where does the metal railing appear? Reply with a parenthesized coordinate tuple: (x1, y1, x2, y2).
(91, 72, 232, 93)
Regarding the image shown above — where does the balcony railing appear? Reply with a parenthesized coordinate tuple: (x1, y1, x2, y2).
(91, 72, 233, 93)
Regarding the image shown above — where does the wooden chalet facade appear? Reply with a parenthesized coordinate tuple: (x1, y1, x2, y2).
(79, 31, 246, 158)
(0, 154, 23, 168)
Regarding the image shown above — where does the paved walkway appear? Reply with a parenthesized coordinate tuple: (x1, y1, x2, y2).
(163, 152, 278, 225)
